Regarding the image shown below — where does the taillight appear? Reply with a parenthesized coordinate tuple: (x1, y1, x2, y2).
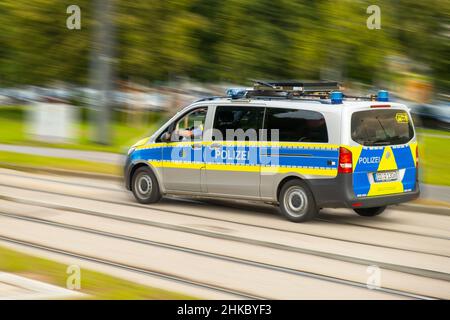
(416, 146, 419, 168)
(338, 147, 353, 174)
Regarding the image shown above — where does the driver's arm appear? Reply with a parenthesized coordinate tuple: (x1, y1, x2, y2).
(175, 129, 194, 138)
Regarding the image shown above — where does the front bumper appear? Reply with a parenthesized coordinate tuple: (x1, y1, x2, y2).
(308, 174, 420, 209)
(124, 156, 133, 190)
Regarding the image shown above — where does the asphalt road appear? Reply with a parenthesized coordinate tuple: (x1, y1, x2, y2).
(0, 168, 448, 300)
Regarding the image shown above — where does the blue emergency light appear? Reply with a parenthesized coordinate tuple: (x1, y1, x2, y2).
(226, 88, 247, 99)
(377, 90, 389, 102)
(330, 91, 343, 104)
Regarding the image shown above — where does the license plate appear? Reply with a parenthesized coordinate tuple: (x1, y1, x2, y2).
(374, 171, 398, 182)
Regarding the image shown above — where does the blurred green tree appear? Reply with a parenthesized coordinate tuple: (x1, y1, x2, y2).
(0, 0, 447, 92)
(0, 0, 92, 85)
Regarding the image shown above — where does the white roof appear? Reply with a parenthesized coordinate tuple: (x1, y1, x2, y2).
(192, 98, 409, 113)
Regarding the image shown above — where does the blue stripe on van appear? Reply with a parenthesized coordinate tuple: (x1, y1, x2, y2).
(134, 144, 339, 171)
(391, 145, 414, 169)
(391, 146, 416, 191)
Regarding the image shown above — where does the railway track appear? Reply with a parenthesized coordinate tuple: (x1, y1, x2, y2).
(1, 170, 447, 239)
(0, 180, 448, 243)
(0, 234, 263, 300)
(0, 170, 448, 299)
(0, 191, 449, 281)
(0, 211, 434, 300)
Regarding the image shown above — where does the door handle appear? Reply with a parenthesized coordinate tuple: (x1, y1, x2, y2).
(192, 143, 202, 149)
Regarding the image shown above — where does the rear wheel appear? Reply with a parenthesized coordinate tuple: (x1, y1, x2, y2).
(132, 167, 162, 204)
(279, 180, 318, 222)
(354, 206, 386, 217)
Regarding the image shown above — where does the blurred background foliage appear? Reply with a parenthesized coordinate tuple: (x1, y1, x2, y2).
(0, 0, 448, 91)
(0, 0, 448, 186)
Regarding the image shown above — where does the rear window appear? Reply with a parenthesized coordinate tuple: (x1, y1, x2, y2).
(351, 110, 414, 146)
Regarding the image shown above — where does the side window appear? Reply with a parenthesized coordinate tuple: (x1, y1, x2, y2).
(264, 108, 328, 143)
(213, 106, 264, 141)
(158, 107, 207, 142)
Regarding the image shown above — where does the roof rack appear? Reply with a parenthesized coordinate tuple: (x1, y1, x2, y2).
(225, 80, 340, 100)
(253, 80, 340, 92)
(225, 81, 385, 104)
(249, 80, 340, 99)
(343, 94, 377, 101)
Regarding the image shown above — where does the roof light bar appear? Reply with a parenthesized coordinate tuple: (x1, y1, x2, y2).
(377, 90, 389, 102)
(330, 91, 343, 104)
(226, 88, 247, 99)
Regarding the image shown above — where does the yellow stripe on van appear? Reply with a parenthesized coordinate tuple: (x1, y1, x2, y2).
(148, 161, 204, 170)
(377, 147, 398, 172)
(261, 166, 337, 177)
(368, 181, 404, 197)
(136, 143, 167, 150)
(410, 142, 418, 167)
(149, 160, 336, 177)
(207, 164, 260, 172)
(212, 141, 340, 149)
(137, 141, 340, 150)
(348, 146, 363, 172)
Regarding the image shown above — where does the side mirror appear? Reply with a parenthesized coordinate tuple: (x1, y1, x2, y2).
(160, 132, 171, 142)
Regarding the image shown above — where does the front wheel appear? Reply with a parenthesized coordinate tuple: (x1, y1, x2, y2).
(354, 206, 386, 217)
(279, 180, 318, 222)
(132, 167, 162, 204)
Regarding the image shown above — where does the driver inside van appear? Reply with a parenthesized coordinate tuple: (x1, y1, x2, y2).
(171, 108, 207, 141)
(174, 124, 204, 140)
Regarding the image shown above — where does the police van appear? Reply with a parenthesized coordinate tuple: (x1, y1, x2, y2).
(124, 81, 419, 222)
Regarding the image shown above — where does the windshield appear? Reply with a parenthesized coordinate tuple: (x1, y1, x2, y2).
(351, 109, 415, 146)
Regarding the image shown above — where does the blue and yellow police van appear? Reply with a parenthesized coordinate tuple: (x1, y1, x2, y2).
(124, 81, 419, 222)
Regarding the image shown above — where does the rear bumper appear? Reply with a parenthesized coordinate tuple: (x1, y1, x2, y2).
(308, 174, 420, 209)
(347, 189, 420, 208)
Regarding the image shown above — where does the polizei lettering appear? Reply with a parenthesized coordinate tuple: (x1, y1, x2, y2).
(215, 149, 248, 161)
(358, 156, 381, 165)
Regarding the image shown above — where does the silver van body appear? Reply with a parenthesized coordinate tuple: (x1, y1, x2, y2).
(125, 97, 419, 214)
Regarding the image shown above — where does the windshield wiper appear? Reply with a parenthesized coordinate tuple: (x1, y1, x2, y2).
(375, 117, 390, 140)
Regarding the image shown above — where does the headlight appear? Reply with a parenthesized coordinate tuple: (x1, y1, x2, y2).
(127, 147, 136, 155)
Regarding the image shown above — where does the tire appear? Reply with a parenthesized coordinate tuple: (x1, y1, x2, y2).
(354, 206, 386, 217)
(131, 167, 162, 204)
(279, 180, 318, 222)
